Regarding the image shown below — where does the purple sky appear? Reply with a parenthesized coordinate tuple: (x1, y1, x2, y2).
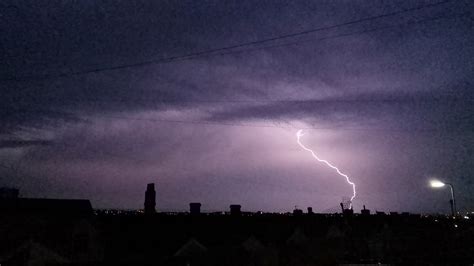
(1, 0, 473, 213)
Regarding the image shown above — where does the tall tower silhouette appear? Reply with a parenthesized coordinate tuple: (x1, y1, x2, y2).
(144, 183, 156, 214)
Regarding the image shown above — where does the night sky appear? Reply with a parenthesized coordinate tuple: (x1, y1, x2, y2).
(1, 0, 473, 213)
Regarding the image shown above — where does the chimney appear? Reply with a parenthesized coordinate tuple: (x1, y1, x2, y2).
(189, 202, 201, 215)
(307, 207, 313, 215)
(144, 183, 156, 214)
(361, 205, 370, 216)
(230, 204, 241, 216)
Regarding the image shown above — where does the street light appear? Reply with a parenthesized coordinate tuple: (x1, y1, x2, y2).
(430, 179, 457, 216)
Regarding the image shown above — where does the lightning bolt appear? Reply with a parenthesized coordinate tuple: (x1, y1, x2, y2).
(296, 129, 356, 208)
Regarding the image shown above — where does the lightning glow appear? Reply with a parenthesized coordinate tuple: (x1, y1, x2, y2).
(296, 129, 356, 208)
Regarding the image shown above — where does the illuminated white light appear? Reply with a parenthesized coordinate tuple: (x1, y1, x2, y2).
(463, 216, 469, 219)
(430, 180, 446, 188)
(296, 130, 356, 208)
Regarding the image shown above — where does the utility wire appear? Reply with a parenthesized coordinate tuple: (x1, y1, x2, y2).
(2, 11, 469, 108)
(0, 0, 454, 83)
(189, 13, 465, 60)
(144, 0, 454, 61)
(1, 5, 469, 134)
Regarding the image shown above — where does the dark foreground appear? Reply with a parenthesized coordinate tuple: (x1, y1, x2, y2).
(1, 202, 473, 266)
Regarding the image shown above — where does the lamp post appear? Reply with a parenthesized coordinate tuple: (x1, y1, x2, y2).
(430, 180, 457, 216)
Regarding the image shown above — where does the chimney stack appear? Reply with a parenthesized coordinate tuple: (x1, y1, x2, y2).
(230, 204, 241, 216)
(189, 202, 201, 215)
(144, 183, 156, 214)
(361, 205, 370, 216)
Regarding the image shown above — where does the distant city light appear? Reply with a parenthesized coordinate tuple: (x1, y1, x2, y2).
(429, 180, 445, 188)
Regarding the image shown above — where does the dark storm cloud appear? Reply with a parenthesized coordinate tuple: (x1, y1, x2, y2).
(0, 100, 83, 134)
(0, 139, 52, 149)
(2, 1, 472, 125)
(2, 0, 471, 133)
(210, 85, 474, 132)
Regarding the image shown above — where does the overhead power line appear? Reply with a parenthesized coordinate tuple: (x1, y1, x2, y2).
(0, 0, 454, 83)
(1, 11, 468, 106)
(194, 13, 464, 60)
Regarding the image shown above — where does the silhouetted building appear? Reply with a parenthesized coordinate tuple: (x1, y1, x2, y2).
(361, 205, 370, 215)
(0, 187, 19, 199)
(3, 199, 473, 265)
(0, 198, 93, 216)
(190, 202, 201, 215)
(230, 204, 241, 216)
(307, 207, 313, 214)
(293, 208, 303, 216)
(343, 208, 353, 215)
(0, 198, 101, 265)
(1, 240, 69, 265)
(144, 183, 156, 214)
(174, 238, 207, 258)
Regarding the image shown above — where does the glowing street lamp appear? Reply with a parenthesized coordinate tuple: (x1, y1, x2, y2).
(430, 179, 457, 216)
(430, 180, 446, 188)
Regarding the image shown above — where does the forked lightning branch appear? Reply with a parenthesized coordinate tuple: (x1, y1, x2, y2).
(296, 130, 356, 208)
